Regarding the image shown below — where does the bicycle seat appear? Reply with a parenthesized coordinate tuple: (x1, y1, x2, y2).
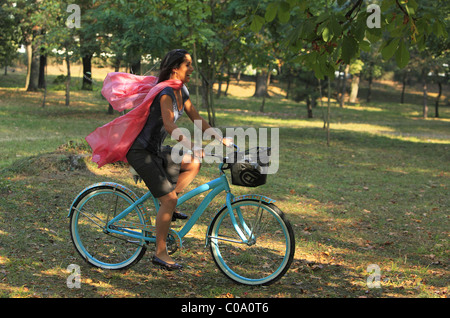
(129, 166, 143, 184)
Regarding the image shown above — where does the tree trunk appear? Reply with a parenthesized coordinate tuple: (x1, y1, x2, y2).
(336, 65, 343, 105)
(82, 54, 93, 90)
(367, 75, 373, 103)
(38, 55, 46, 89)
(202, 77, 212, 124)
(435, 81, 441, 118)
(41, 81, 47, 107)
(26, 42, 40, 91)
(25, 42, 31, 89)
(187, 6, 200, 106)
(401, 72, 407, 104)
(286, 76, 291, 99)
(195, 1, 217, 127)
(224, 63, 230, 97)
(253, 69, 270, 98)
(208, 49, 217, 127)
(65, 54, 71, 106)
(217, 65, 224, 98)
(192, 43, 200, 107)
(318, 79, 327, 129)
(114, 57, 121, 72)
(108, 57, 122, 114)
(198, 47, 216, 125)
(306, 95, 313, 118)
(130, 59, 141, 75)
(339, 65, 349, 107)
(366, 62, 373, 103)
(41, 60, 47, 108)
(327, 77, 331, 146)
(349, 74, 360, 103)
(260, 95, 266, 112)
(422, 71, 428, 119)
(217, 77, 222, 98)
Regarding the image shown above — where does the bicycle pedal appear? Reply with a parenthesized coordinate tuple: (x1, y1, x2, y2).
(129, 167, 142, 184)
(132, 175, 142, 184)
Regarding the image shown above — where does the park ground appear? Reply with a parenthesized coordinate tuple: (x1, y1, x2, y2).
(0, 63, 448, 299)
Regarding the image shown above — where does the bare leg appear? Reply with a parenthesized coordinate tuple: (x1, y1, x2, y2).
(155, 191, 177, 264)
(154, 155, 200, 264)
(174, 154, 201, 195)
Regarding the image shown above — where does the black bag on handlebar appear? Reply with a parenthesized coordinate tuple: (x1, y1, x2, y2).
(226, 147, 271, 187)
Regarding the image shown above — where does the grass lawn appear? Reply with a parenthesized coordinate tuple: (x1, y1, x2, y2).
(0, 67, 449, 299)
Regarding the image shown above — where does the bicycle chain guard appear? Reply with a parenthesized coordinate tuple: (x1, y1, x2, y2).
(168, 229, 182, 254)
(141, 225, 182, 254)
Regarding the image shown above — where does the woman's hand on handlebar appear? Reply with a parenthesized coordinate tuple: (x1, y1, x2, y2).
(222, 137, 234, 148)
(192, 146, 204, 158)
(191, 137, 237, 159)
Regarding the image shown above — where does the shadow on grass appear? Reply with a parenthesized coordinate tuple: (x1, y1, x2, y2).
(0, 79, 448, 297)
(1, 123, 448, 298)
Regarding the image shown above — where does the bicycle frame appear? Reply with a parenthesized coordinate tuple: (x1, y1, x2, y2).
(103, 167, 254, 249)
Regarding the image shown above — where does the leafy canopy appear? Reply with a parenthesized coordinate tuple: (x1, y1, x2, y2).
(250, 0, 448, 79)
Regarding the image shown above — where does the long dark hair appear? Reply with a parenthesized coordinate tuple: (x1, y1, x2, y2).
(157, 49, 189, 83)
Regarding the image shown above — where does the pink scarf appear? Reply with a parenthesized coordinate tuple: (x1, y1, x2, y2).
(85, 72, 183, 167)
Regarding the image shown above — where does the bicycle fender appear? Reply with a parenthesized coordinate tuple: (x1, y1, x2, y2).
(67, 182, 144, 218)
(213, 194, 277, 218)
(229, 194, 276, 205)
(221, 194, 276, 212)
(205, 194, 276, 247)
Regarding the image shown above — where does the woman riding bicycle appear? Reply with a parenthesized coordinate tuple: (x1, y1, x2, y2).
(125, 49, 232, 270)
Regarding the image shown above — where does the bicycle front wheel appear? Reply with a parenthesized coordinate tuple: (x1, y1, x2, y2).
(69, 185, 148, 270)
(208, 199, 295, 285)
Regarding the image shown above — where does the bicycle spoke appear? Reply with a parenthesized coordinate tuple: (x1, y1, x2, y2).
(247, 203, 264, 242)
(208, 235, 247, 244)
(76, 207, 108, 227)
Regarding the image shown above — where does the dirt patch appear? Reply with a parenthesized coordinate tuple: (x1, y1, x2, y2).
(2, 151, 89, 176)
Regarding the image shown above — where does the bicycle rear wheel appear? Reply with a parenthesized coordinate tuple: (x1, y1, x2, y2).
(208, 199, 295, 285)
(69, 185, 148, 270)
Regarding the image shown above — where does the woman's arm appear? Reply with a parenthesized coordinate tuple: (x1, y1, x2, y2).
(160, 94, 196, 151)
(184, 98, 233, 146)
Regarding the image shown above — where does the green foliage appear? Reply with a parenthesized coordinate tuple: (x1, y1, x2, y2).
(0, 4, 20, 67)
(349, 59, 364, 75)
(249, 0, 449, 80)
(2, 0, 448, 118)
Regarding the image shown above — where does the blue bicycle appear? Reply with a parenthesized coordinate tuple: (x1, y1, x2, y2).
(68, 147, 295, 286)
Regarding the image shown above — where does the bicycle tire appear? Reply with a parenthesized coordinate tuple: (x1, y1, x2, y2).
(208, 199, 295, 285)
(69, 185, 148, 270)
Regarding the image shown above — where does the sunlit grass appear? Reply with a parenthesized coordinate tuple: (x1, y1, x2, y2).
(0, 70, 449, 298)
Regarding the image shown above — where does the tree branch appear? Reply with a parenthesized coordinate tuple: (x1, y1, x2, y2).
(345, 0, 363, 20)
(395, 0, 409, 17)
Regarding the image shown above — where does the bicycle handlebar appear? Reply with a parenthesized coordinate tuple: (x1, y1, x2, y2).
(188, 143, 239, 163)
(203, 143, 239, 164)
